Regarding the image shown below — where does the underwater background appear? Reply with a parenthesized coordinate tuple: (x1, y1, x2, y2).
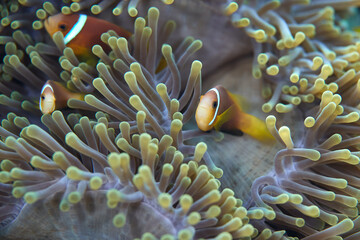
(1, 0, 360, 239)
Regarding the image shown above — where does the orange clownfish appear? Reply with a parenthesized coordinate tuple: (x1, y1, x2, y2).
(195, 85, 274, 142)
(44, 13, 131, 61)
(40, 80, 85, 114)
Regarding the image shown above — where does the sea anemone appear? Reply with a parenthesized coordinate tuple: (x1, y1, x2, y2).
(0, 2, 251, 239)
(226, 0, 360, 114)
(0, 115, 253, 239)
(2, 0, 360, 239)
(249, 90, 360, 239)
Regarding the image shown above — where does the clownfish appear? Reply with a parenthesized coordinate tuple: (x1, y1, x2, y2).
(44, 13, 131, 62)
(40, 80, 85, 115)
(195, 85, 274, 142)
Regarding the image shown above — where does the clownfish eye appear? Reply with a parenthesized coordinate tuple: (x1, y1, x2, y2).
(212, 101, 217, 108)
(58, 24, 67, 31)
(41, 95, 45, 100)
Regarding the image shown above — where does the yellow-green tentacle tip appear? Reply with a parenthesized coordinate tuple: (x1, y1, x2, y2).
(278, 126, 293, 149)
(113, 213, 126, 228)
(91, 5, 101, 15)
(179, 194, 193, 213)
(66, 166, 84, 181)
(193, 142, 207, 163)
(304, 117, 315, 128)
(266, 65, 279, 76)
(12, 187, 25, 198)
(206, 205, 221, 218)
(24, 192, 38, 204)
(224, 2, 238, 16)
(300, 205, 320, 218)
(295, 218, 305, 227)
(89, 176, 103, 190)
(1, 160, 16, 172)
(9, 167, 24, 179)
(148, 7, 160, 20)
(0, 171, 12, 183)
(177, 229, 193, 240)
(70, 3, 80, 12)
(187, 212, 201, 225)
(60, 199, 71, 212)
(215, 232, 232, 240)
(68, 192, 81, 204)
(248, 208, 264, 219)
(128, 7, 138, 17)
(289, 194, 303, 204)
(162, 0, 174, 4)
(211, 167, 223, 178)
(158, 193, 172, 209)
(160, 234, 175, 240)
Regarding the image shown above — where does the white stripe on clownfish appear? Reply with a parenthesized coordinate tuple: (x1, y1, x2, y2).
(40, 83, 54, 95)
(39, 83, 54, 113)
(63, 14, 87, 45)
(208, 87, 220, 126)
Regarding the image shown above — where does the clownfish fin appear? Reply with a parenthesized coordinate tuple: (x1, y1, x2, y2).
(65, 90, 85, 103)
(235, 112, 275, 143)
(228, 91, 249, 112)
(353, 26, 360, 33)
(155, 56, 167, 73)
(213, 106, 235, 131)
(86, 57, 98, 67)
(71, 46, 97, 66)
(32, 100, 41, 110)
(71, 93, 85, 101)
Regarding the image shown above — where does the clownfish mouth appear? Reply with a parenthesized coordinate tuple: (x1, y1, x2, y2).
(195, 105, 214, 132)
(40, 97, 56, 115)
